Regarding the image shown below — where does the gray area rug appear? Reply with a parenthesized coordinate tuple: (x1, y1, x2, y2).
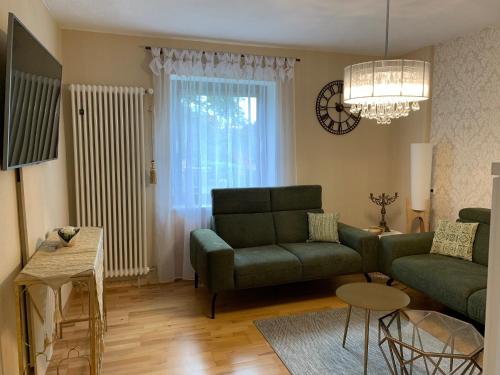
(255, 308, 390, 374)
(255, 308, 459, 375)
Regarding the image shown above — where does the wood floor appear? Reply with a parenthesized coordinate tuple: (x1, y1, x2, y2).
(47, 273, 448, 375)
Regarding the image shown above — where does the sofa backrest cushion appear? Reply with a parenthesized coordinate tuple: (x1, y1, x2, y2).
(212, 185, 322, 248)
(273, 209, 323, 243)
(458, 208, 491, 266)
(270, 185, 322, 211)
(212, 188, 271, 214)
(213, 213, 276, 248)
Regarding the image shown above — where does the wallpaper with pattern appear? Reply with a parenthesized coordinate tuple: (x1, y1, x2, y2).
(431, 27, 500, 222)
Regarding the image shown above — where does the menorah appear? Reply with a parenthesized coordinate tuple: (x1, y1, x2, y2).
(369, 192, 399, 232)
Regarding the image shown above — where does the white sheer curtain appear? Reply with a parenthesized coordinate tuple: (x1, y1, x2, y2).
(150, 48, 296, 282)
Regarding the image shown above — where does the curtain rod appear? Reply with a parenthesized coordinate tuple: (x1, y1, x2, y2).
(144, 46, 300, 62)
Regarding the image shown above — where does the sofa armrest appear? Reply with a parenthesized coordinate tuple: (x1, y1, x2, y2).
(190, 229, 235, 293)
(338, 222, 379, 273)
(379, 232, 434, 277)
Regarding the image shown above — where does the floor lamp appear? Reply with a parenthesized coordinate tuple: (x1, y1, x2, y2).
(407, 143, 432, 233)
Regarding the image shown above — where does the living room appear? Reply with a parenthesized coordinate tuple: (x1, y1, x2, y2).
(1, 0, 499, 374)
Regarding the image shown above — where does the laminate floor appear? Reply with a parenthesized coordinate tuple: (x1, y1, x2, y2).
(47, 273, 448, 375)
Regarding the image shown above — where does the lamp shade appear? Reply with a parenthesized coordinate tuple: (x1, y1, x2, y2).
(343, 59, 431, 124)
(410, 143, 433, 211)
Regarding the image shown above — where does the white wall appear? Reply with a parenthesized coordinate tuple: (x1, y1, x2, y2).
(485, 163, 500, 373)
(0, 1, 70, 374)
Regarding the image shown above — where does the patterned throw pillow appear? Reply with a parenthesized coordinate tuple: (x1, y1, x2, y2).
(307, 212, 340, 243)
(430, 220, 479, 261)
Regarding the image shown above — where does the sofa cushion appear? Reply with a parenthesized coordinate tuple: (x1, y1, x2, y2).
(307, 212, 340, 243)
(213, 213, 276, 249)
(273, 209, 323, 243)
(270, 185, 322, 211)
(467, 289, 487, 324)
(212, 188, 271, 214)
(233, 245, 302, 289)
(459, 208, 490, 224)
(458, 208, 491, 267)
(430, 220, 478, 261)
(279, 242, 362, 280)
(392, 254, 488, 315)
(470, 223, 490, 266)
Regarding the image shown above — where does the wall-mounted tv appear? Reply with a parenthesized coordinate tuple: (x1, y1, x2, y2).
(2, 13, 62, 170)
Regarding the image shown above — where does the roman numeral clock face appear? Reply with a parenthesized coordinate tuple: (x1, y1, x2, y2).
(315, 80, 361, 135)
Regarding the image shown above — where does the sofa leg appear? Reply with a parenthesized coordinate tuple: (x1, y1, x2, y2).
(386, 278, 394, 286)
(211, 293, 217, 319)
(195, 272, 199, 288)
(364, 273, 372, 283)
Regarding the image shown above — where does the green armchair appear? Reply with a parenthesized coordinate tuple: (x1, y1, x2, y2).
(190, 185, 379, 318)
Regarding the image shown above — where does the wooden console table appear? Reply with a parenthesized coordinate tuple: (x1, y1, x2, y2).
(15, 227, 105, 375)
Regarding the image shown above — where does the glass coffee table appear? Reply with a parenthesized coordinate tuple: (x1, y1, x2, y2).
(336, 282, 411, 375)
(378, 310, 484, 374)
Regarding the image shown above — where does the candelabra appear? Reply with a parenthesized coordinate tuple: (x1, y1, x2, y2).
(369, 192, 399, 232)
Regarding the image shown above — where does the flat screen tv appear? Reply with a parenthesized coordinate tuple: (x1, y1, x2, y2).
(2, 13, 62, 170)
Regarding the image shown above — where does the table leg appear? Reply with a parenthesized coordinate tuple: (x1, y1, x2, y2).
(89, 277, 96, 375)
(396, 311, 404, 372)
(342, 304, 352, 348)
(364, 309, 371, 375)
(57, 286, 63, 339)
(396, 311, 402, 339)
(15, 285, 26, 374)
(103, 277, 108, 332)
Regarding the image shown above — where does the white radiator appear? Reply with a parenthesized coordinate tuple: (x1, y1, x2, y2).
(70, 84, 149, 277)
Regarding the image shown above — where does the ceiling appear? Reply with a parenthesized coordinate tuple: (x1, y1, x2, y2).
(43, 0, 500, 55)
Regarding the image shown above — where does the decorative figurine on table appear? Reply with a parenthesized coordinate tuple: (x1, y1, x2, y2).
(57, 226, 81, 247)
(369, 192, 398, 232)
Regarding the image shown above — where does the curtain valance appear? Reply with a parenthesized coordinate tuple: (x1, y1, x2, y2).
(149, 47, 295, 82)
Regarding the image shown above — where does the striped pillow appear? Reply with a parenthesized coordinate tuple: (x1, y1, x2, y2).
(307, 212, 340, 243)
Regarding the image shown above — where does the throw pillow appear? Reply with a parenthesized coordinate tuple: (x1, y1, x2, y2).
(430, 220, 479, 261)
(307, 212, 340, 243)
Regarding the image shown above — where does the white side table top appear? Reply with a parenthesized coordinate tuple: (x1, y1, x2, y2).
(379, 230, 403, 238)
(363, 229, 403, 238)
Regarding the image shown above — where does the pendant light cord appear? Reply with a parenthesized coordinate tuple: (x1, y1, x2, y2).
(385, 0, 390, 57)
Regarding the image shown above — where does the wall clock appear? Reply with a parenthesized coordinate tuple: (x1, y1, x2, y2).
(315, 80, 361, 135)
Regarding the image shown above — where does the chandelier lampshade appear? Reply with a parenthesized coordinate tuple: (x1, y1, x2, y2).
(343, 0, 431, 124)
(343, 59, 430, 124)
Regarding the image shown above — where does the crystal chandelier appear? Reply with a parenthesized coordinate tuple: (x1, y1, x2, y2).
(343, 0, 430, 124)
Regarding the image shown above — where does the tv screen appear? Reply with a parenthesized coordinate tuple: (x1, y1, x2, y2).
(2, 13, 62, 170)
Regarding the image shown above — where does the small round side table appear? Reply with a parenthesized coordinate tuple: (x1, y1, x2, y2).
(336, 282, 410, 375)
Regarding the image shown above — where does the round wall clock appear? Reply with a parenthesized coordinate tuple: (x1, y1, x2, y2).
(315, 80, 361, 135)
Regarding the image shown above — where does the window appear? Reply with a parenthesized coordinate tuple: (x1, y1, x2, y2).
(150, 50, 296, 281)
(170, 75, 278, 208)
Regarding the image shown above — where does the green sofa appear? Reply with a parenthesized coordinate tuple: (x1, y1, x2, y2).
(380, 208, 490, 324)
(190, 185, 379, 318)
